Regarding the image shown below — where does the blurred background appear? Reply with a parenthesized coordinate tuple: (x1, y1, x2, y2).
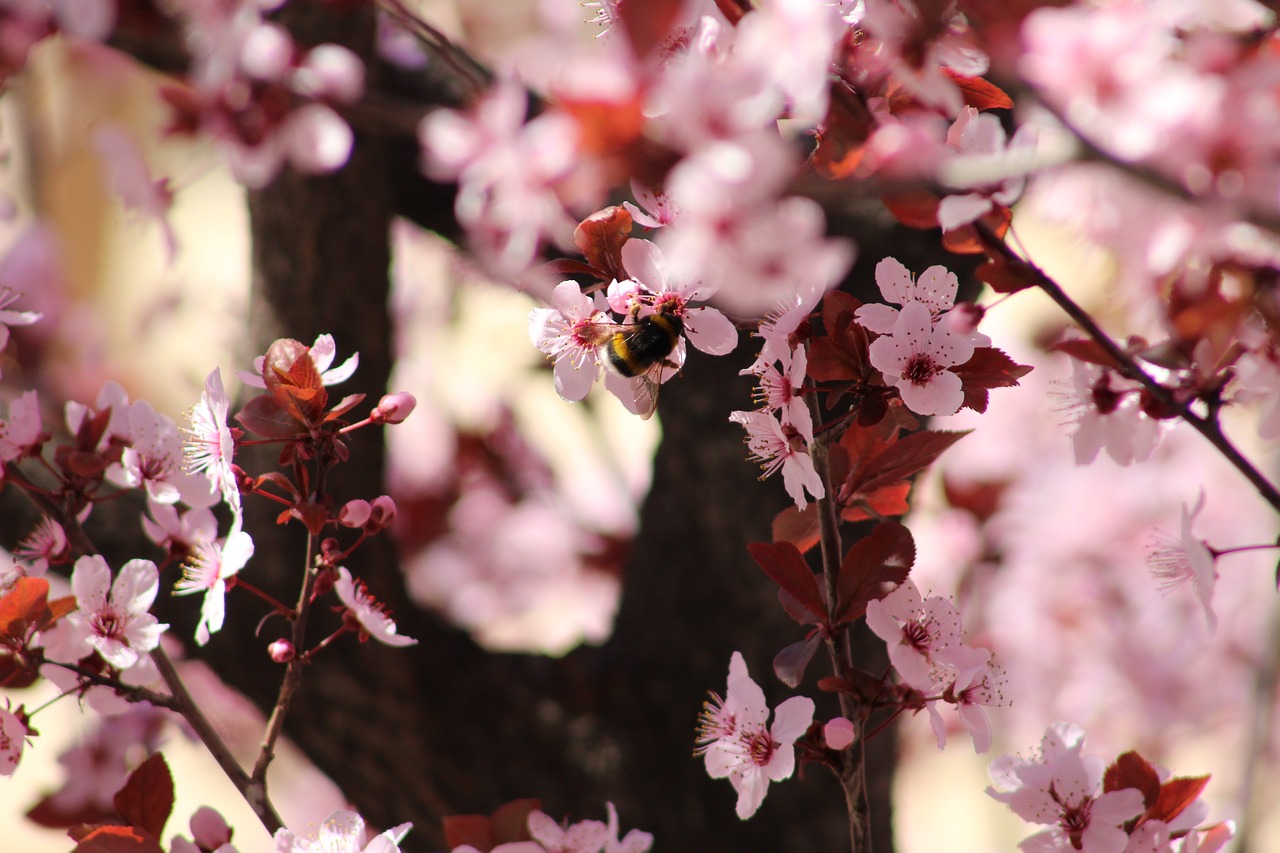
(1, 2, 1279, 851)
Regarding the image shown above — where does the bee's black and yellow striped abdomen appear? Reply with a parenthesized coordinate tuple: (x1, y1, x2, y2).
(605, 311, 684, 378)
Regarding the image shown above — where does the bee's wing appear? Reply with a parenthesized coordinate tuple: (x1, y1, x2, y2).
(603, 370, 660, 419)
(631, 375, 660, 420)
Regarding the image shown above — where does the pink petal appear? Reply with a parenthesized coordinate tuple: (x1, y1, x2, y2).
(684, 306, 738, 355)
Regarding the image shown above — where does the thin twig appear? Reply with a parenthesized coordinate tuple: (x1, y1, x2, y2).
(978, 221, 1280, 514)
(151, 645, 284, 834)
(807, 393, 873, 853)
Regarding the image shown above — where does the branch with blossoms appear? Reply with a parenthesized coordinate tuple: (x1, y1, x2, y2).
(0, 327, 428, 849)
(2, 0, 1280, 850)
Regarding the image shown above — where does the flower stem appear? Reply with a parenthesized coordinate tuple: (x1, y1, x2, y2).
(808, 393, 873, 853)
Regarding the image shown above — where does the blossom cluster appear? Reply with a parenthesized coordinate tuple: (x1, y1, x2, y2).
(989, 722, 1234, 853)
(867, 579, 1005, 754)
(695, 652, 815, 820)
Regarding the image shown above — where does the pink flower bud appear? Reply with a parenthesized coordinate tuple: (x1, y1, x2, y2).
(824, 717, 856, 750)
(944, 302, 985, 336)
(268, 639, 295, 663)
(338, 499, 371, 528)
(367, 495, 397, 531)
(189, 806, 233, 849)
(372, 392, 416, 424)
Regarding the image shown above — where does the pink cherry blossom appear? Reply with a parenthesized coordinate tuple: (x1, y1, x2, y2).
(865, 579, 965, 690)
(1056, 358, 1161, 466)
(273, 809, 411, 853)
(988, 722, 1146, 853)
(923, 644, 1007, 755)
(728, 408, 824, 509)
(108, 397, 198, 505)
(419, 80, 585, 275)
(658, 134, 853, 312)
(0, 389, 43, 462)
(238, 334, 359, 389)
(0, 284, 41, 352)
(14, 516, 68, 575)
(143, 499, 218, 559)
(335, 567, 418, 647)
(852, 0, 989, 115)
(936, 106, 1036, 233)
(732, 0, 842, 126)
(603, 802, 651, 853)
(621, 180, 678, 230)
(1147, 490, 1218, 631)
(528, 280, 609, 402)
(527, 810, 607, 852)
(90, 123, 178, 262)
(185, 367, 241, 515)
(618, 238, 737, 357)
(25, 705, 166, 813)
(65, 380, 133, 449)
(55, 555, 167, 670)
(0, 704, 28, 776)
(696, 651, 815, 820)
(174, 525, 255, 646)
(868, 300, 975, 417)
(1232, 346, 1280, 441)
(856, 258, 961, 333)
(745, 343, 812, 441)
(749, 278, 829, 370)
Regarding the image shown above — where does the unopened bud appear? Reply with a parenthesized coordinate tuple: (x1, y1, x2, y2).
(268, 639, 295, 663)
(824, 717, 856, 750)
(944, 302, 985, 336)
(371, 392, 416, 424)
(367, 495, 397, 532)
(338, 499, 371, 528)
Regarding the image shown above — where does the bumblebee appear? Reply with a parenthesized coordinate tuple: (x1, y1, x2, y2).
(586, 303, 684, 420)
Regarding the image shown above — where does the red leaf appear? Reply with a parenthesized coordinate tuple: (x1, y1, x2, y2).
(975, 259, 1044, 295)
(574, 206, 633, 281)
(881, 190, 940, 229)
(235, 395, 305, 439)
(27, 794, 117, 830)
(943, 70, 1014, 110)
(324, 393, 367, 421)
(0, 655, 40, 688)
(1050, 338, 1124, 371)
(73, 825, 164, 853)
(746, 542, 825, 623)
(544, 259, 604, 278)
(292, 500, 330, 537)
(1103, 751, 1161, 807)
(113, 753, 173, 841)
(444, 799, 541, 850)
(808, 291, 871, 384)
(560, 96, 645, 157)
(261, 339, 328, 426)
(619, 0, 683, 59)
(838, 425, 970, 520)
(952, 206, 1014, 254)
(810, 88, 875, 180)
(771, 504, 820, 554)
(953, 347, 1033, 414)
(773, 634, 822, 688)
(1147, 775, 1210, 825)
(834, 521, 914, 625)
(0, 577, 50, 640)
